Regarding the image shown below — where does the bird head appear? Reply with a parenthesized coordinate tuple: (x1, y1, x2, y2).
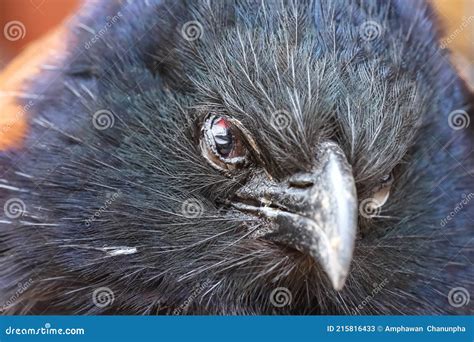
(116, 0, 425, 305)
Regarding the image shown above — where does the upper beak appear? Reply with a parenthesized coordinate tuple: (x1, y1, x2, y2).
(231, 141, 358, 290)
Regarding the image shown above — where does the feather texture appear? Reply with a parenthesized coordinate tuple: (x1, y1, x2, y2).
(0, 0, 472, 314)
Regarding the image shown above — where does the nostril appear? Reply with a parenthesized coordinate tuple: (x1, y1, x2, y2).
(288, 177, 314, 189)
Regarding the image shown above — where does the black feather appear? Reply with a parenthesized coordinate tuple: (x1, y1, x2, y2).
(0, 0, 472, 314)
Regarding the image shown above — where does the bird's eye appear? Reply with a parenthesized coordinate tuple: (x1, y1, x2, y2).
(367, 172, 395, 212)
(200, 114, 248, 171)
(380, 172, 394, 186)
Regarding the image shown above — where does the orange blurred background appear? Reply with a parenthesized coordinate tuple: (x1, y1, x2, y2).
(0, 0, 79, 69)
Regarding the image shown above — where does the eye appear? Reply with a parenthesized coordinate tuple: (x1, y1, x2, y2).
(200, 114, 249, 171)
(379, 172, 394, 186)
(368, 172, 394, 210)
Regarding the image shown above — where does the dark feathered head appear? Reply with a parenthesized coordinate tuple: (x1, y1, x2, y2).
(1, 0, 472, 314)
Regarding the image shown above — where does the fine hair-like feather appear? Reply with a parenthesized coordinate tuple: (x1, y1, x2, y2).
(0, 0, 472, 314)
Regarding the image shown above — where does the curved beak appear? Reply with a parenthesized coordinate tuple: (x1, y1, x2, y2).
(231, 141, 358, 290)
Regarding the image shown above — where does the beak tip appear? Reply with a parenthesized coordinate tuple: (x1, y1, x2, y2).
(319, 235, 354, 292)
(329, 272, 348, 291)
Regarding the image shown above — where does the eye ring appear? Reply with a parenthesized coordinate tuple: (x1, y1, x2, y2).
(200, 113, 249, 172)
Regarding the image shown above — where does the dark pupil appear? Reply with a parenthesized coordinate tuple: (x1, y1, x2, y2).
(211, 118, 233, 157)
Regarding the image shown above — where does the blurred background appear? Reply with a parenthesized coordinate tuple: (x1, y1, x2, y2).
(0, 0, 79, 69)
(0, 0, 473, 84)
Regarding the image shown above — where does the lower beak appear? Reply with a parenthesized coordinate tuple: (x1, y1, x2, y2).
(231, 141, 358, 290)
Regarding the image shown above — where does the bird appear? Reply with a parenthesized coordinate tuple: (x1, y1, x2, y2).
(0, 0, 472, 315)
